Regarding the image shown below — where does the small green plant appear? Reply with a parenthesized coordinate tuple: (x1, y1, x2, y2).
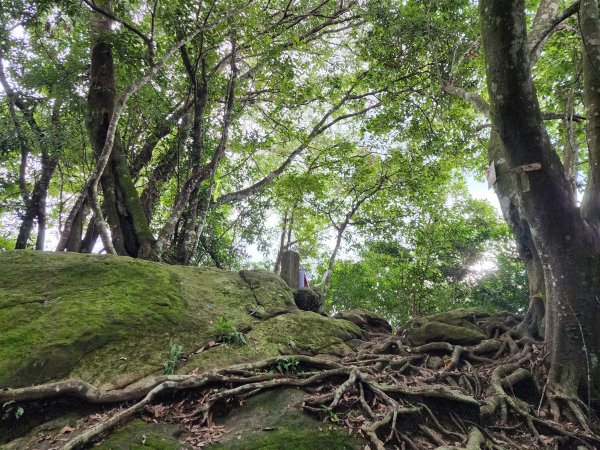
(275, 356, 300, 374)
(2, 401, 24, 420)
(249, 304, 267, 318)
(163, 344, 184, 375)
(285, 337, 298, 351)
(215, 317, 249, 346)
(319, 405, 340, 424)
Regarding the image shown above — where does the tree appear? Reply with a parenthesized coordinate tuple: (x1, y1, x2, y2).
(327, 187, 519, 323)
(480, 0, 600, 401)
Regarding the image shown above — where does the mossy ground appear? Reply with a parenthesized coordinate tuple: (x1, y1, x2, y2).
(94, 419, 185, 450)
(210, 388, 363, 449)
(398, 307, 491, 346)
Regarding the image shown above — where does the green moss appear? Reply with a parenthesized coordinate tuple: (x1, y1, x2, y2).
(405, 322, 487, 346)
(0, 252, 263, 387)
(239, 269, 298, 316)
(94, 419, 185, 450)
(0, 251, 362, 388)
(184, 312, 361, 372)
(398, 308, 491, 346)
(0, 251, 186, 387)
(209, 389, 362, 449)
(250, 312, 362, 356)
(211, 426, 359, 449)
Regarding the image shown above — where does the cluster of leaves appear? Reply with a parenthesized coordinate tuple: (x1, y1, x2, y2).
(2, 401, 24, 421)
(326, 189, 528, 325)
(0, 0, 535, 329)
(274, 356, 299, 374)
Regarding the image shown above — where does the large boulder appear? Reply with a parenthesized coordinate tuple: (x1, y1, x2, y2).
(0, 251, 360, 390)
(0, 251, 366, 448)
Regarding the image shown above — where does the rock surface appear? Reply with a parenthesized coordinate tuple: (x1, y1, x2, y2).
(334, 309, 392, 334)
(210, 388, 363, 449)
(293, 287, 324, 313)
(0, 251, 365, 449)
(397, 308, 497, 346)
(0, 251, 362, 391)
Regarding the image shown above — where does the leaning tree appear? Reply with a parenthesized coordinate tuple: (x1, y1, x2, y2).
(480, 0, 600, 401)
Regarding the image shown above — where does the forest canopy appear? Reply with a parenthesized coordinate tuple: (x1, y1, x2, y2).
(0, 0, 580, 324)
(6, 0, 600, 447)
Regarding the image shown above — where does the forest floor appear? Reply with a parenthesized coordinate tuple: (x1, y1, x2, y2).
(2, 310, 600, 449)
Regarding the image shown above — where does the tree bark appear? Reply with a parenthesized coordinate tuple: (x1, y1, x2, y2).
(580, 0, 600, 229)
(87, 0, 154, 258)
(480, 0, 600, 397)
(442, 0, 584, 340)
(321, 224, 346, 297)
(15, 154, 59, 249)
(140, 112, 191, 223)
(274, 210, 289, 274)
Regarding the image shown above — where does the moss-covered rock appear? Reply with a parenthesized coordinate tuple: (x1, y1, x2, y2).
(0, 251, 358, 389)
(335, 309, 392, 334)
(239, 269, 298, 317)
(209, 388, 363, 449)
(397, 308, 491, 346)
(94, 419, 186, 450)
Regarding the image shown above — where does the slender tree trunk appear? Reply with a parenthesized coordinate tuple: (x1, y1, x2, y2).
(81, 215, 99, 253)
(199, 235, 223, 268)
(188, 177, 217, 264)
(175, 188, 200, 264)
(154, 37, 237, 257)
(140, 114, 190, 223)
(480, 0, 600, 397)
(15, 153, 59, 249)
(563, 78, 579, 198)
(321, 224, 346, 297)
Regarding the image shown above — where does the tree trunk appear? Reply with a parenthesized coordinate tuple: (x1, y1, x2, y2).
(321, 224, 346, 297)
(175, 188, 200, 265)
(274, 210, 289, 274)
(480, 0, 600, 397)
(87, 0, 153, 258)
(154, 37, 237, 258)
(580, 0, 600, 229)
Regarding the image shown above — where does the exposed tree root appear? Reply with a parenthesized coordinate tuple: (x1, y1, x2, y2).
(2, 313, 600, 449)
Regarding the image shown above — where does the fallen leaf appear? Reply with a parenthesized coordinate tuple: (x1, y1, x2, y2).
(58, 426, 75, 435)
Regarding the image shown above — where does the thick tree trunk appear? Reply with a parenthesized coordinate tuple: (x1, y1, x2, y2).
(87, 0, 154, 258)
(580, 0, 600, 229)
(488, 132, 546, 338)
(480, 0, 600, 397)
